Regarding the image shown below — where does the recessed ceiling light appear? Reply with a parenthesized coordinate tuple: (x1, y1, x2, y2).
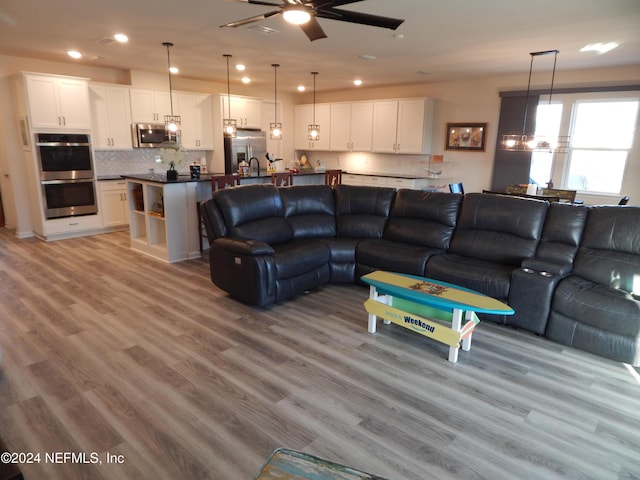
(169, 66, 179, 74)
(416, 70, 430, 76)
(67, 50, 82, 59)
(580, 42, 619, 54)
(297, 85, 306, 92)
(114, 33, 128, 43)
(353, 79, 363, 86)
(236, 64, 246, 71)
(357, 54, 377, 61)
(241, 76, 251, 84)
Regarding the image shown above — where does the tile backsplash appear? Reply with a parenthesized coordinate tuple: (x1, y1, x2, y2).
(94, 149, 208, 176)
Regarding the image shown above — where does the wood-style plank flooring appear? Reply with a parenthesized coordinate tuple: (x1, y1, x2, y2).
(0, 228, 639, 480)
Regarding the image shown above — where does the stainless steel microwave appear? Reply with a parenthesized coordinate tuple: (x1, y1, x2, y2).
(131, 123, 170, 148)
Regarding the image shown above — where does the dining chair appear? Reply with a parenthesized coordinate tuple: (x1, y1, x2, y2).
(618, 195, 630, 205)
(324, 169, 342, 187)
(448, 182, 464, 194)
(271, 172, 293, 187)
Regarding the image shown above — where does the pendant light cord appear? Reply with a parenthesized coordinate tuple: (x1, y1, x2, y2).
(163, 42, 175, 116)
(224, 54, 232, 118)
(521, 49, 560, 137)
(311, 71, 318, 124)
(273, 64, 279, 124)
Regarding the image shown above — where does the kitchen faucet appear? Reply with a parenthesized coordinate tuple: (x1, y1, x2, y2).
(249, 157, 260, 176)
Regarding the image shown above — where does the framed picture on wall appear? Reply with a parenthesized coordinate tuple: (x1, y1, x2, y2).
(445, 123, 487, 151)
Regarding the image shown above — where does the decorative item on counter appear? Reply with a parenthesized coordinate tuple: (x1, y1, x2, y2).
(157, 142, 187, 181)
(315, 159, 326, 173)
(288, 160, 300, 173)
(200, 157, 208, 174)
(432, 154, 444, 163)
(299, 152, 313, 172)
(190, 163, 201, 179)
(239, 159, 249, 177)
(526, 183, 538, 195)
(266, 152, 277, 173)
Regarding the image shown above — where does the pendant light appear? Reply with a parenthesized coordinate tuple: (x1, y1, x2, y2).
(163, 42, 181, 143)
(270, 63, 283, 140)
(308, 71, 320, 141)
(501, 50, 568, 153)
(223, 54, 237, 138)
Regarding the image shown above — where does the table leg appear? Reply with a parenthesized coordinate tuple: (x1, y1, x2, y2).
(448, 308, 463, 363)
(368, 285, 378, 333)
(461, 310, 474, 351)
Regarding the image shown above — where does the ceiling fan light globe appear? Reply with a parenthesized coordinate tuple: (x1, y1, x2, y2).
(283, 8, 311, 25)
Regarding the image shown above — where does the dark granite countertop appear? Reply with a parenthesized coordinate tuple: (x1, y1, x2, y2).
(105, 170, 325, 184)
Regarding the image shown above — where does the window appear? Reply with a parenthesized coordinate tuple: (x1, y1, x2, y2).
(566, 100, 638, 194)
(529, 93, 639, 195)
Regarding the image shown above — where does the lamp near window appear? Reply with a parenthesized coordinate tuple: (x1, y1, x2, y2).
(223, 54, 237, 138)
(308, 71, 320, 141)
(270, 63, 282, 140)
(501, 50, 568, 153)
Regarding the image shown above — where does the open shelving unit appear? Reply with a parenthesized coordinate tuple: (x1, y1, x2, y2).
(126, 179, 199, 263)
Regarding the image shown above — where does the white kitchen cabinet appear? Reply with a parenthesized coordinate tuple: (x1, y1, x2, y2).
(330, 102, 373, 152)
(220, 95, 262, 129)
(99, 179, 129, 228)
(89, 83, 133, 149)
(130, 88, 173, 123)
(294, 103, 331, 151)
(24, 74, 91, 130)
(177, 92, 214, 150)
(372, 98, 433, 154)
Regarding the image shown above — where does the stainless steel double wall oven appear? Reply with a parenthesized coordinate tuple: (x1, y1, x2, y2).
(35, 133, 98, 219)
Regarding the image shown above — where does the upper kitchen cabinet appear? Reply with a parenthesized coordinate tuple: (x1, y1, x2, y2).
(89, 83, 133, 150)
(176, 92, 214, 150)
(24, 73, 91, 130)
(220, 95, 262, 129)
(130, 88, 172, 123)
(294, 103, 331, 151)
(330, 101, 373, 152)
(372, 98, 434, 154)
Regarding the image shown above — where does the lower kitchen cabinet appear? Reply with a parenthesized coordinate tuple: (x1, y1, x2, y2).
(99, 179, 129, 228)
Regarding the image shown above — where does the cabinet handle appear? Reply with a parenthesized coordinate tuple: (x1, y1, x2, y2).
(62, 116, 66, 126)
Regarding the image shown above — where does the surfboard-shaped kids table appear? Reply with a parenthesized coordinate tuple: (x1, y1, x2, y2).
(361, 271, 514, 363)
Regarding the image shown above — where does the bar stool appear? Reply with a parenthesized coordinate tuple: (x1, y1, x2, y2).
(324, 169, 342, 187)
(271, 172, 293, 187)
(198, 175, 240, 252)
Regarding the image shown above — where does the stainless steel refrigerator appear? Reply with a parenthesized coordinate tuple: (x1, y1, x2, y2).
(224, 129, 267, 175)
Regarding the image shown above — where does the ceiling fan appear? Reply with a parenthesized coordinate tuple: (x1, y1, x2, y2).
(221, 0, 405, 41)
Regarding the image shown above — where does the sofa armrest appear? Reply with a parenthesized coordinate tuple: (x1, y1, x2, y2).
(521, 258, 572, 277)
(213, 237, 275, 256)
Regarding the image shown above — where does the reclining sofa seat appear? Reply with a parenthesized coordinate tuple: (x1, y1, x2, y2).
(356, 190, 462, 278)
(508, 202, 589, 334)
(425, 193, 549, 304)
(545, 206, 640, 365)
(204, 184, 330, 307)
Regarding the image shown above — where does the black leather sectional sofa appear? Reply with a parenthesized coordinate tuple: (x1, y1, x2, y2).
(200, 184, 640, 366)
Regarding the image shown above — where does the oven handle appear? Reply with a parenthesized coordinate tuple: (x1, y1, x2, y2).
(41, 178, 94, 185)
(36, 142, 92, 147)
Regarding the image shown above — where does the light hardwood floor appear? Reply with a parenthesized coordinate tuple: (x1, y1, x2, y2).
(0, 228, 639, 480)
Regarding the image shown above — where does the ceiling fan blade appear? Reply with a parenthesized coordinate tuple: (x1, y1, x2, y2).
(299, 16, 327, 41)
(316, 7, 404, 30)
(220, 11, 280, 28)
(232, 0, 283, 6)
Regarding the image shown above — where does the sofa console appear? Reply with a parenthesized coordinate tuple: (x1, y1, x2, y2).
(200, 184, 640, 366)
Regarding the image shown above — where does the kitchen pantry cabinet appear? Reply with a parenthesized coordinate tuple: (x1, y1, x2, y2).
(130, 88, 172, 123)
(99, 179, 129, 228)
(330, 102, 373, 151)
(89, 83, 133, 149)
(177, 92, 214, 150)
(220, 95, 262, 129)
(24, 73, 91, 130)
(294, 103, 331, 151)
(372, 98, 434, 154)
